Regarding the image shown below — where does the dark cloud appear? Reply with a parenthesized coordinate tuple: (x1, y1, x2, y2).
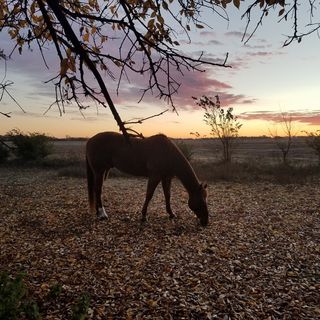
(243, 43, 272, 49)
(225, 31, 247, 39)
(247, 51, 275, 57)
(200, 31, 217, 37)
(179, 39, 223, 46)
(214, 92, 256, 106)
(191, 51, 231, 66)
(208, 39, 224, 46)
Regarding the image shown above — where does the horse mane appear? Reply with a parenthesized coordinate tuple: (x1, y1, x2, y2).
(126, 129, 144, 139)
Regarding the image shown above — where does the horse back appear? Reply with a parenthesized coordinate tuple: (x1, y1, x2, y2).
(86, 132, 184, 177)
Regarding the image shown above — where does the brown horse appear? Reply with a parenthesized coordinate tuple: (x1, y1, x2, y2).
(86, 132, 209, 226)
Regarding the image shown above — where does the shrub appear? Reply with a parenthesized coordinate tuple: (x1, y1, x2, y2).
(0, 272, 41, 320)
(48, 283, 63, 300)
(71, 293, 90, 320)
(304, 130, 320, 164)
(194, 95, 242, 162)
(0, 272, 26, 319)
(0, 143, 10, 164)
(8, 129, 53, 161)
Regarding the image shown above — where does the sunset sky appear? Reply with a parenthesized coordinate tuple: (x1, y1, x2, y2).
(1, 4, 320, 139)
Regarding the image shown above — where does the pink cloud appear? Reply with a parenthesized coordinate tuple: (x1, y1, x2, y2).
(200, 31, 217, 37)
(111, 65, 242, 109)
(247, 51, 276, 57)
(1, 30, 255, 117)
(240, 111, 320, 126)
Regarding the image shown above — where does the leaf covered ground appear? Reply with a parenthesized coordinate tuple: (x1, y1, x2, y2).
(0, 167, 319, 319)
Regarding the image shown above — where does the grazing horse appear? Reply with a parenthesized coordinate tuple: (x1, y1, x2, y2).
(86, 132, 209, 226)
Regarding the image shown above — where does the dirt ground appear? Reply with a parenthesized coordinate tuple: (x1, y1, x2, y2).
(0, 167, 319, 319)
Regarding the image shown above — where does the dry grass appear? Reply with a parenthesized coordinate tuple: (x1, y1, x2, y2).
(17, 138, 318, 184)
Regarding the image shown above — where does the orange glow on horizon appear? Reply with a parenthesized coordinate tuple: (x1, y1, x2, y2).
(1, 115, 318, 139)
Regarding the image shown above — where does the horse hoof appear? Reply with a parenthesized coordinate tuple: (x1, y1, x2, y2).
(97, 207, 108, 220)
(140, 217, 147, 225)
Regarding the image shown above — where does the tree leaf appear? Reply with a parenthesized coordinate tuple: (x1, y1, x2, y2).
(233, 0, 240, 9)
(60, 58, 69, 76)
(82, 33, 89, 42)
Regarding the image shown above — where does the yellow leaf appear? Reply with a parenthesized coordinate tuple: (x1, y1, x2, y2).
(60, 58, 68, 76)
(9, 29, 18, 39)
(147, 299, 157, 307)
(157, 15, 164, 25)
(68, 57, 76, 72)
(91, 26, 97, 35)
(100, 35, 107, 44)
(83, 33, 89, 42)
(233, 0, 240, 9)
(66, 47, 72, 58)
(148, 19, 155, 28)
(114, 60, 122, 67)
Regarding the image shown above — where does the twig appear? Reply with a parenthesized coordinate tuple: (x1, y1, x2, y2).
(124, 109, 169, 125)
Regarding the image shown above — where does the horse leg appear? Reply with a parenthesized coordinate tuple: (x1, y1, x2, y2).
(162, 177, 176, 219)
(141, 176, 161, 223)
(94, 169, 109, 219)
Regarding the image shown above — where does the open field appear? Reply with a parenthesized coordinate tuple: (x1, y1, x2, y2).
(49, 136, 319, 165)
(0, 163, 319, 319)
(39, 137, 320, 185)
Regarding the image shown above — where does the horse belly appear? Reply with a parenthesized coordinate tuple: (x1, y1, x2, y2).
(112, 155, 148, 177)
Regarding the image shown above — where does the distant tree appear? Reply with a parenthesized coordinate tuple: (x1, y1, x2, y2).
(8, 129, 53, 161)
(269, 113, 296, 165)
(195, 95, 242, 163)
(0, 142, 10, 163)
(304, 130, 320, 165)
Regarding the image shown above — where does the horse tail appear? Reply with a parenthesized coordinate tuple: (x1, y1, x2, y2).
(86, 155, 95, 214)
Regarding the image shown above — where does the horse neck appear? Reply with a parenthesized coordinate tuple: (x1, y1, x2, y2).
(175, 156, 200, 195)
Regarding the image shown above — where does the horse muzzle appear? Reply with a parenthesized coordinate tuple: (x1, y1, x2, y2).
(195, 211, 208, 227)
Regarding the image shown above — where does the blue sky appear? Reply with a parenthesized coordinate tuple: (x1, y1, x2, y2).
(1, 3, 320, 138)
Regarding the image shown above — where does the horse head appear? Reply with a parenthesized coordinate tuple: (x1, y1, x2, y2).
(188, 183, 209, 226)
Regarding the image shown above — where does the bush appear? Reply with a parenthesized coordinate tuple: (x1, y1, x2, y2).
(71, 293, 90, 320)
(304, 130, 320, 164)
(0, 272, 40, 320)
(8, 129, 53, 161)
(0, 143, 10, 164)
